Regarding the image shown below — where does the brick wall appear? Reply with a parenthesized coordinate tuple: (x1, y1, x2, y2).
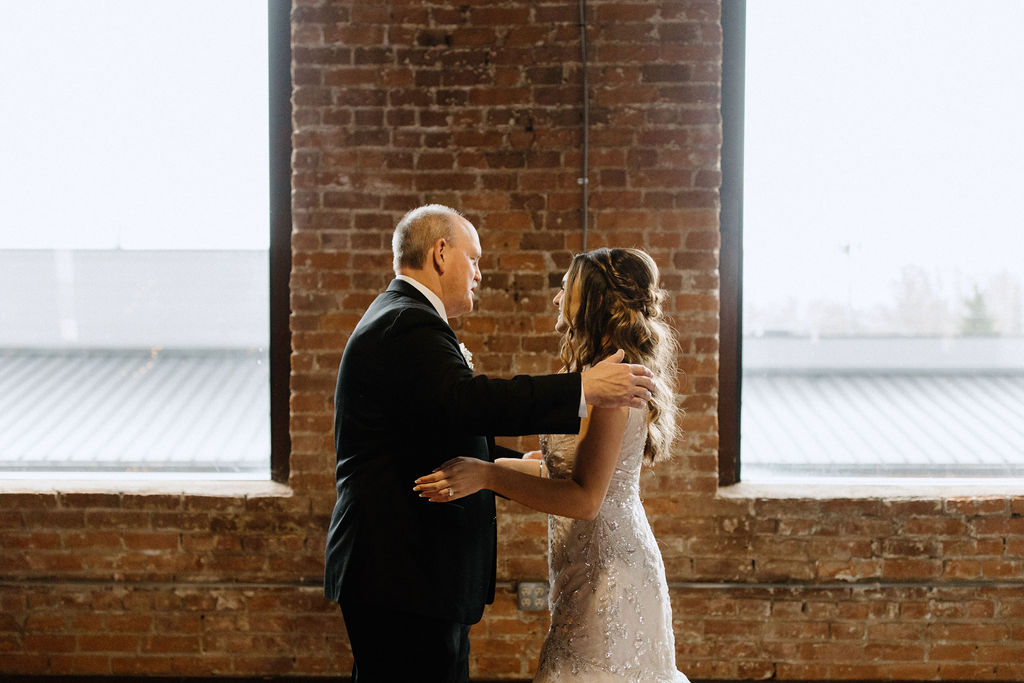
(2, 0, 1023, 679)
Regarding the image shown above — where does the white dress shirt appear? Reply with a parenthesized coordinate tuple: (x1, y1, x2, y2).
(396, 274, 447, 321)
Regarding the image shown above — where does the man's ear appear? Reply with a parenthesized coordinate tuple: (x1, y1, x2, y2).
(432, 238, 447, 274)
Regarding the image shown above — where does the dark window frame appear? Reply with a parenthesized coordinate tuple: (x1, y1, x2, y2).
(0, 2, 292, 481)
(269, 0, 292, 483)
(718, 0, 744, 486)
(716, 2, 1024, 484)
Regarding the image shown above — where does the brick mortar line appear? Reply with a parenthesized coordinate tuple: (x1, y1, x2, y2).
(662, 581, 1024, 590)
(2, 579, 1021, 590)
(0, 579, 323, 589)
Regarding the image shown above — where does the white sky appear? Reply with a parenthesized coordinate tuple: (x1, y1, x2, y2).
(744, 0, 1024, 310)
(3, 0, 1020, 276)
(0, 0, 268, 250)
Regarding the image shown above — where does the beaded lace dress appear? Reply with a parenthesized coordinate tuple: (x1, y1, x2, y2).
(534, 407, 688, 682)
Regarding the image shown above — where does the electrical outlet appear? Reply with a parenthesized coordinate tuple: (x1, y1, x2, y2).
(516, 581, 549, 611)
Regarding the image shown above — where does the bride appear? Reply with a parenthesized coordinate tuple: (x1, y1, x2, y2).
(415, 248, 688, 682)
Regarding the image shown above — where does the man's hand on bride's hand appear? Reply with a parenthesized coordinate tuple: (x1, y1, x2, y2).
(522, 450, 543, 460)
(413, 457, 489, 502)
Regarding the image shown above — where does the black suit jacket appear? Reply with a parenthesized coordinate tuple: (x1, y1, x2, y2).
(324, 279, 582, 624)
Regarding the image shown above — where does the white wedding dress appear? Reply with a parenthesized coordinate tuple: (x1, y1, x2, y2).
(535, 407, 689, 682)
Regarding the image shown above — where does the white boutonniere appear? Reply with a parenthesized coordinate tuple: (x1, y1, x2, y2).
(459, 342, 474, 370)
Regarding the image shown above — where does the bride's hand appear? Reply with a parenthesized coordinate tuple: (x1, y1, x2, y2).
(413, 457, 490, 502)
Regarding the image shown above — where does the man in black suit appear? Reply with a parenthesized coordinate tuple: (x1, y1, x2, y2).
(324, 205, 654, 682)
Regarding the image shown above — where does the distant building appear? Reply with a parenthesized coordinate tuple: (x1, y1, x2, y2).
(743, 336, 1024, 480)
(0, 250, 269, 476)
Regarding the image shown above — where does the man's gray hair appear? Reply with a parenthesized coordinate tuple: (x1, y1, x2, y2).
(392, 204, 464, 273)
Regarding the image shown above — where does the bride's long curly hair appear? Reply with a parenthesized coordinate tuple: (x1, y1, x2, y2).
(559, 248, 681, 464)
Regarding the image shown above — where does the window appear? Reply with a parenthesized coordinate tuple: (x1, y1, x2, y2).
(0, 1, 291, 481)
(721, 0, 1024, 483)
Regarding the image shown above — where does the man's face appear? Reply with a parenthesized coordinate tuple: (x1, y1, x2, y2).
(441, 217, 482, 318)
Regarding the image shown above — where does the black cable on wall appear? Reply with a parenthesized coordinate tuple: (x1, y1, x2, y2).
(578, 0, 590, 250)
